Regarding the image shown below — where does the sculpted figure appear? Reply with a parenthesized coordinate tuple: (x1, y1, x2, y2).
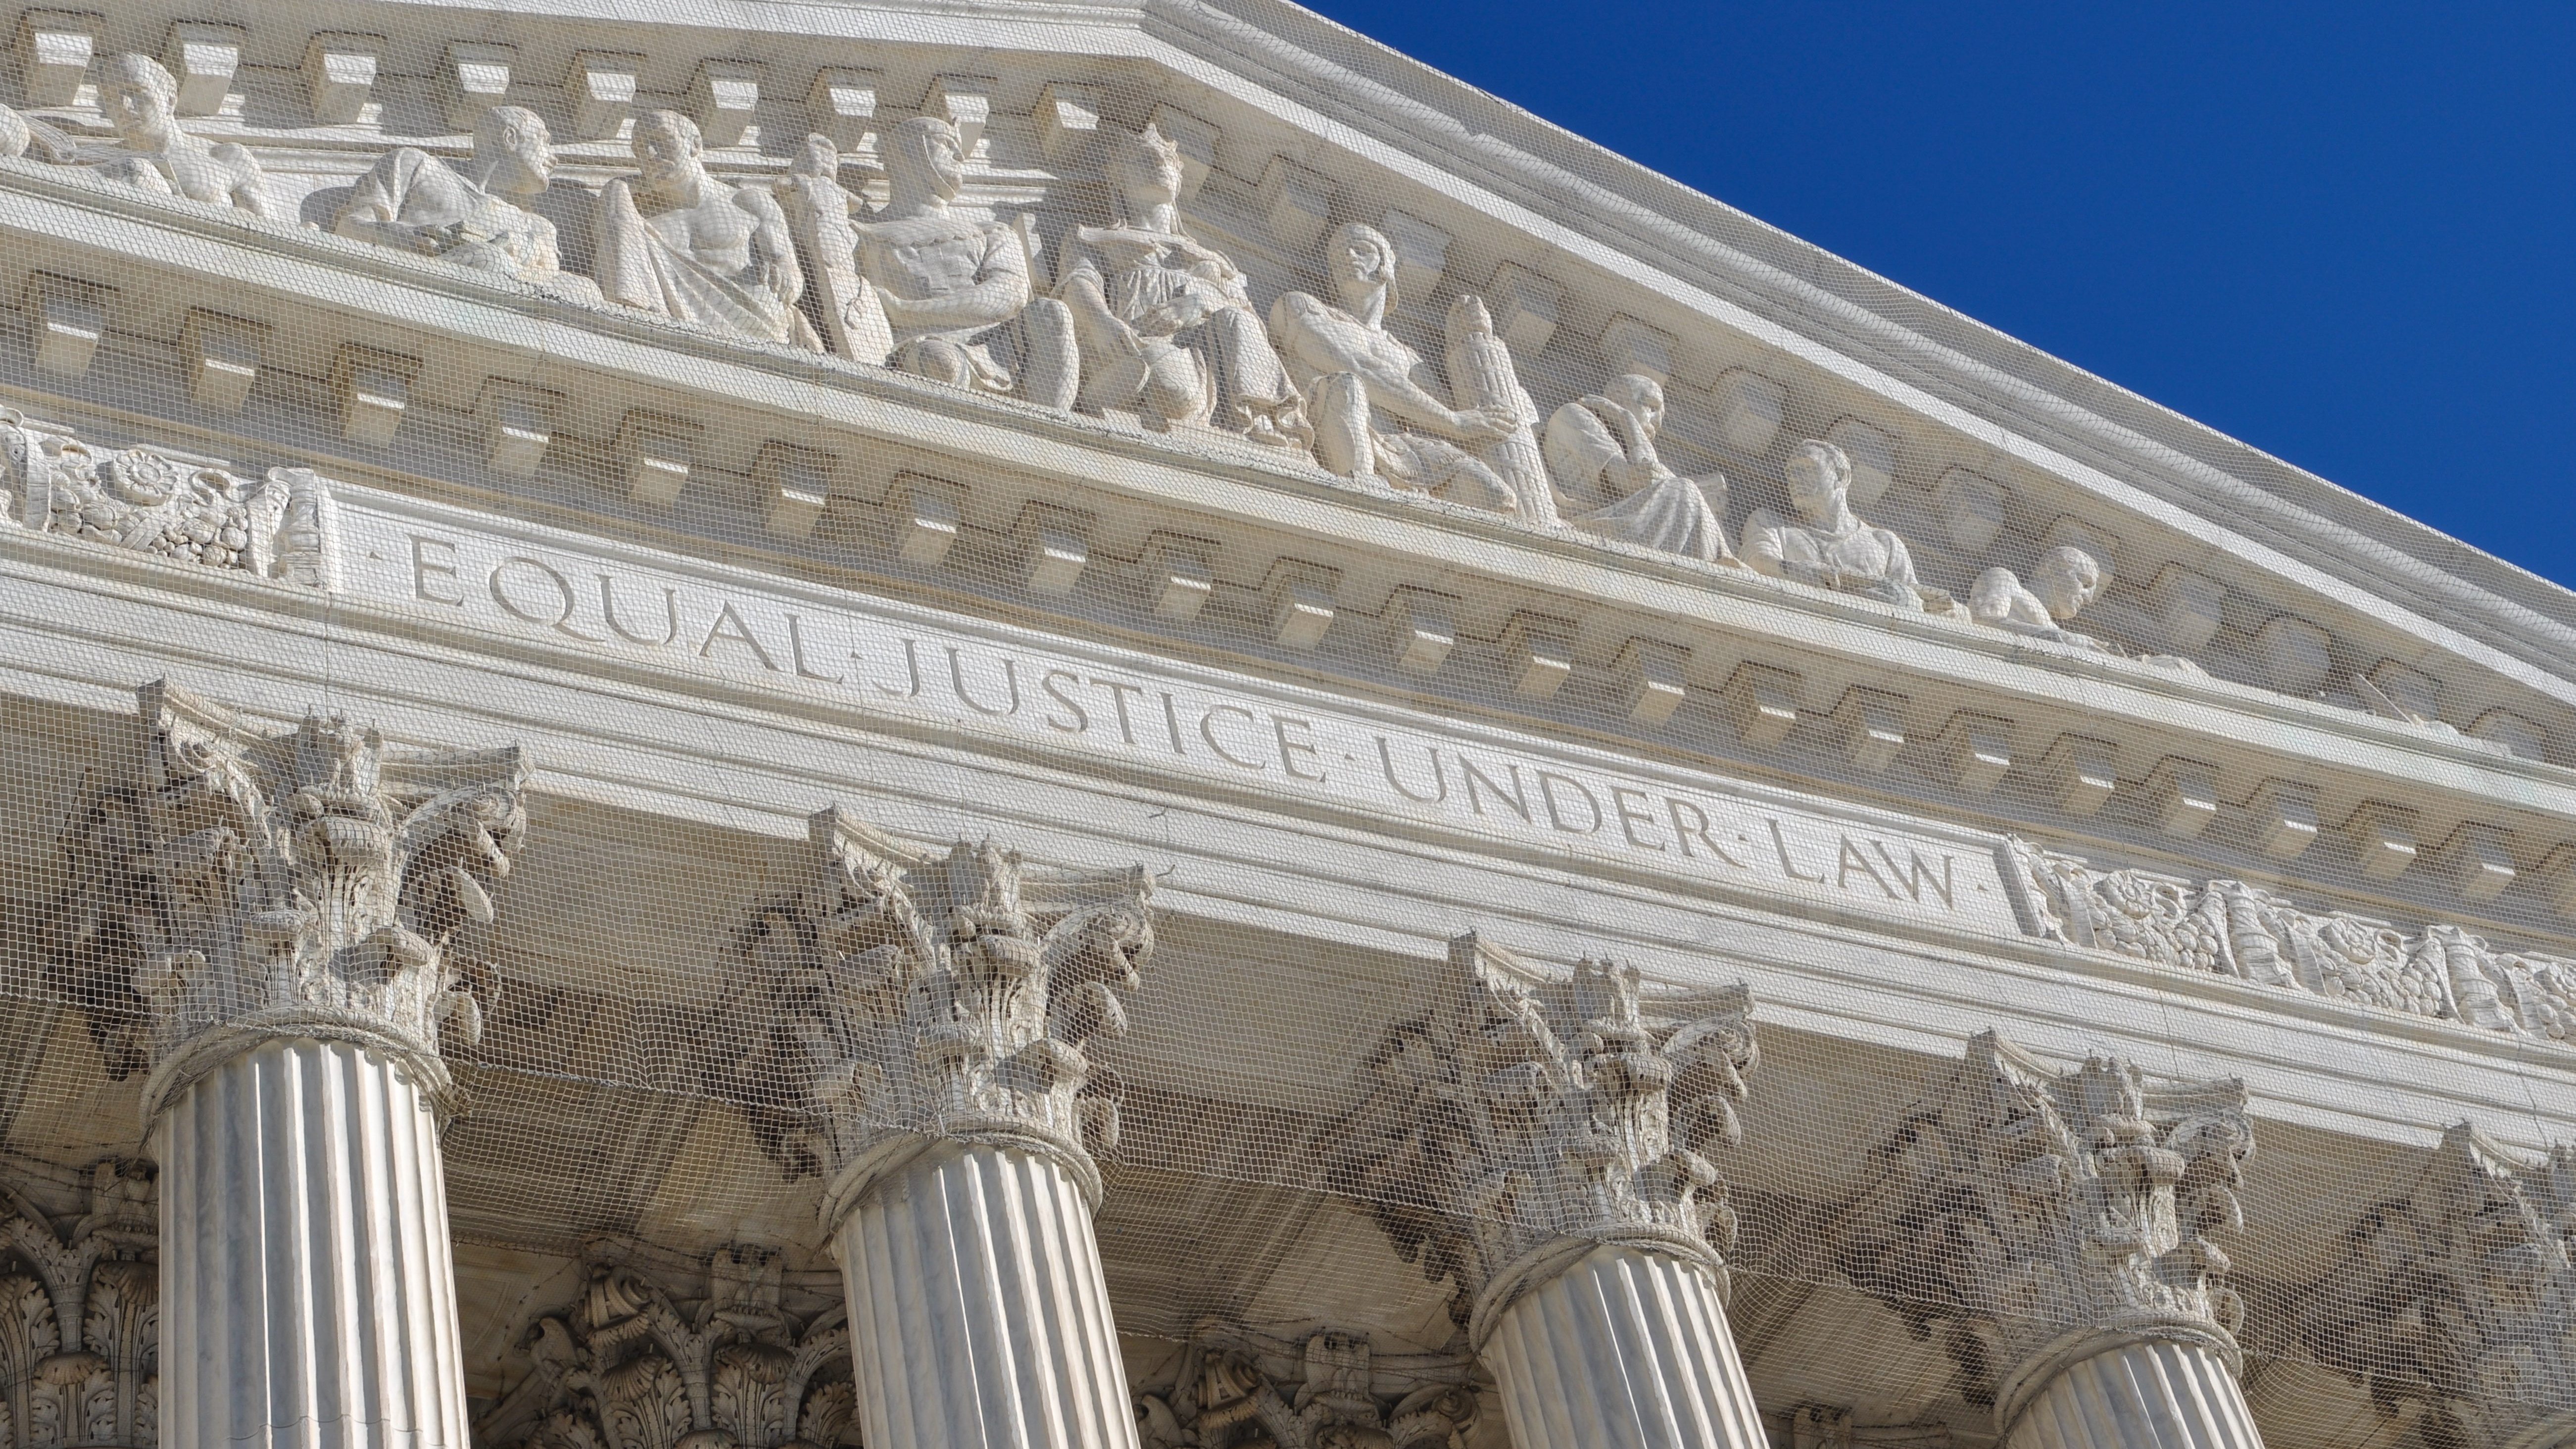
(0, 103, 75, 162)
(1969, 545, 2109, 648)
(1059, 125, 1305, 443)
(1544, 373, 1737, 563)
(1268, 222, 1525, 515)
(334, 105, 596, 300)
(1742, 440, 1930, 608)
(595, 109, 818, 350)
(847, 116, 1076, 408)
(85, 53, 271, 215)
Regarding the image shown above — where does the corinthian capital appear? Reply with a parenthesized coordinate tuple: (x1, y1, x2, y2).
(2281, 1123, 2576, 1449)
(1330, 932, 1758, 1338)
(1835, 1032, 2253, 1417)
(703, 806, 1155, 1215)
(40, 681, 528, 1112)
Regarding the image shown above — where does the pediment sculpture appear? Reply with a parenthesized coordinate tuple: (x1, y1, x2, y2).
(839, 115, 1077, 408)
(1543, 372, 1738, 564)
(1742, 439, 1938, 609)
(332, 104, 599, 301)
(1269, 222, 1543, 519)
(594, 109, 820, 350)
(0, 52, 270, 215)
(1060, 124, 1309, 445)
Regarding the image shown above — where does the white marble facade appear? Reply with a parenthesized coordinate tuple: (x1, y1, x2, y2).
(2, 3, 2576, 1449)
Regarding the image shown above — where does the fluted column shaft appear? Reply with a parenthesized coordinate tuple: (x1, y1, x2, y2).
(2004, 1338, 2263, 1449)
(155, 1037, 470, 1449)
(831, 1142, 1138, 1449)
(1479, 1243, 1767, 1449)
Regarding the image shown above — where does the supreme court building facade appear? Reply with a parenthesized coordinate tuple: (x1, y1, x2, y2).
(2, 4, 2573, 1448)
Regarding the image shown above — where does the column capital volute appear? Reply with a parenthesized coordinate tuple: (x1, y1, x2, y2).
(39, 681, 528, 1128)
(702, 805, 1156, 1225)
(1333, 931, 1760, 1340)
(1836, 1030, 2256, 1414)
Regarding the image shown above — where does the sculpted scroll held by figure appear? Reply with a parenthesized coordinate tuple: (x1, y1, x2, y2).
(1269, 222, 1544, 519)
(595, 109, 819, 350)
(840, 115, 1076, 408)
(1543, 373, 1737, 564)
(333, 104, 597, 300)
(1059, 125, 1307, 444)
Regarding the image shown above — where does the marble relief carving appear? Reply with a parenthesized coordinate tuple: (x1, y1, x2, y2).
(595, 110, 819, 350)
(1270, 223, 1534, 517)
(37, 681, 528, 1090)
(1328, 933, 1758, 1332)
(1062, 125, 1308, 444)
(1543, 372, 1737, 563)
(0, 1161, 159, 1449)
(474, 1242, 860, 1449)
(332, 105, 599, 300)
(2011, 837, 2576, 1041)
(699, 807, 1155, 1190)
(3, 412, 340, 586)
(1, 54, 269, 213)
(2278, 1123, 2576, 1449)
(1834, 1033, 2253, 1411)
(1134, 1328, 1483, 1449)
(1742, 440, 1937, 610)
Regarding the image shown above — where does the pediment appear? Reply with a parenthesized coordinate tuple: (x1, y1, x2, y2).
(4, 0, 2575, 940)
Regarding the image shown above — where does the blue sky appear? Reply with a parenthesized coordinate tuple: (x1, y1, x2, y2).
(1301, 1, 2576, 590)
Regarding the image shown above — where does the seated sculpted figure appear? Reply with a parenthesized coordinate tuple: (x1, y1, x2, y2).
(1268, 222, 1524, 515)
(1742, 440, 1930, 608)
(1543, 373, 1738, 564)
(333, 105, 596, 300)
(849, 115, 1076, 409)
(595, 110, 818, 350)
(1058, 125, 1305, 444)
(1969, 545, 2110, 648)
(74, 53, 271, 215)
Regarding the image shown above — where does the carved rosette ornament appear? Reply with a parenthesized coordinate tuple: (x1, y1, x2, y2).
(1835, 1033, 2258, 1440)
(1332, 932, 1757, 1339)
(0, 1161, 159, 1449)
(704, 805, 1154, 1211)
(42, 680, 527, 1106)
(2279, 1124, 2576, 1449)
(475, 1242, 859, 1449)
(1135, 1327, 1482, 1449)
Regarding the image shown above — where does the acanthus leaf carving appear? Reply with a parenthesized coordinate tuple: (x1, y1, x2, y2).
(1134, 1325, 1482, 1449)
(701, 806, 1154, 1202)
(1327, 932, 1757, 1332)
(38, 681, 527, 1095)
(2276, 1123, 2576, 1449)
(0, 1160, 158, 1449)
(3, 412, 339, 587)
(1833, 1033, 2253, 1414)
(475, 1240, 855, 1449)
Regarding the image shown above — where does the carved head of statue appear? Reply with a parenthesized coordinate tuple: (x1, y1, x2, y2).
(631, 109, 706, 194)
(1106, 123, 1185, 218)
(884, 115, 967, 211)
(474, 105, 556, 197)
(99, 53, 180, 145)
(2029, 544, 2105, 622)
(1604, 373, 1667, 440)
(1327, 221, 1400, 315)
(1783, 439, 1855, 521)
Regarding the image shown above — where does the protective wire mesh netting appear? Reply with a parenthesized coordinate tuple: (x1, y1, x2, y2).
(0, 12, 2572, 1446)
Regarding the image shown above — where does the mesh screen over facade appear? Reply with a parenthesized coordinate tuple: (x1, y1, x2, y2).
(0, 5, 2573, 1449)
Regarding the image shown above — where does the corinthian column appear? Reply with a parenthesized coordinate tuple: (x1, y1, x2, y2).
(1332, 933, 1766, 1449)
(1837, 1033, 2261, 1449)
(706, 807, 1156, 1449)
(45, 680, 528, 1449)
(2282, 1123, 2576, 1449)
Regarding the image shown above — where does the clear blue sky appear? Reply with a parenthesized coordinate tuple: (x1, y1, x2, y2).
(1301, 0, 2576, 590)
